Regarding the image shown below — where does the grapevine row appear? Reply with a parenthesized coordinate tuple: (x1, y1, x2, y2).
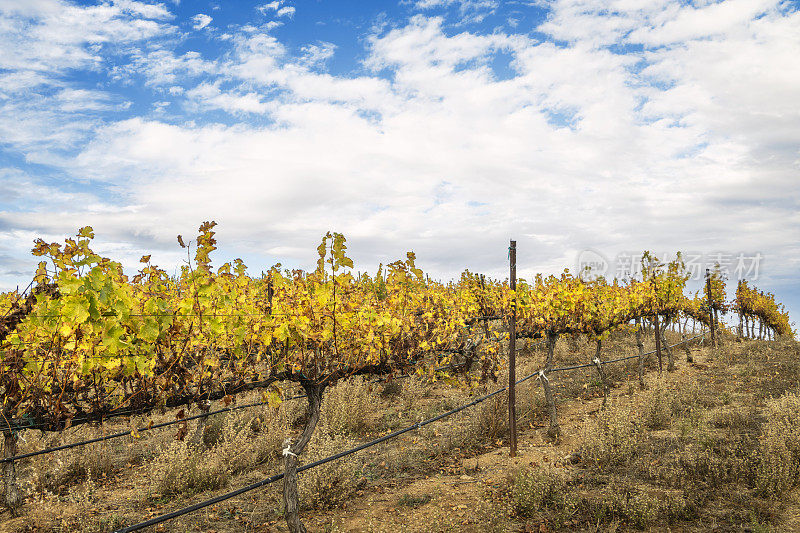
(1, 226, 791, 434)
(0, 224, 792, 530)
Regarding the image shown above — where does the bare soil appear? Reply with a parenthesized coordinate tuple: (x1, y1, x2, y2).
(2, 331, 799, 533)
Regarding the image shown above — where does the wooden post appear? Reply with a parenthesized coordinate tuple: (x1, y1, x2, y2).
(635, 317, 645, 389)
(706, 269, 716, 347)
(2, 430, 21, 513)
(592, 339, 610, 408)
(508, 240, 517, 457)
(654, 313, 662, 372)
(661, 318, 675, 372)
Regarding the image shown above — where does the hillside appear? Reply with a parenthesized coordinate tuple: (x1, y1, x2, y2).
(2, 330, 799, 532)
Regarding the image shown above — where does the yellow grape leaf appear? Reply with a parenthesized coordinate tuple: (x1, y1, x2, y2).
(77, 226, 94, 239)
(62, 298, 90, 324)
(265, 390, 282, 409)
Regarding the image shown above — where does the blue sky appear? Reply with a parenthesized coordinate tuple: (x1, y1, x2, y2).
(1, 0, 799, 332)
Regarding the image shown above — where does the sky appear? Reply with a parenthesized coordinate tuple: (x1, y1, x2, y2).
(0, 0, 798, 331)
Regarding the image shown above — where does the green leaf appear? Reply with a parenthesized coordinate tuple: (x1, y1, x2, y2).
(112, 298, 130, 319)
(102, 324, 127, 354)
(265, 390, 282, 409)
(77, 226, 94, 238)
(80, 357, 94, 374)
(87, 292, 100, 320)
(208, 317, 225, 336)
(59, 277, 83, 295)
(134, 356, 153, 377)
(62, 298, 90, 324)
(88, 267, 106, 291)
(139, 318, 159, 343)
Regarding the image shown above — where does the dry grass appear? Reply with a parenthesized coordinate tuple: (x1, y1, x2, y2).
(320, 376, 380, 437)
(754, 391, 800, 496)
(507, 334, 800, 531)
(297, 433, 362, 510)
(4, 332, 800, 533)
(512, 466, 574, 525)
(580, 398, 647, 470)
(28, 441, 114, 496)
(153, 406, 285, 496)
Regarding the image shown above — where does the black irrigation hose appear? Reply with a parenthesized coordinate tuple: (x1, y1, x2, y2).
(115, 330, 706, 533)
(0, 333, 689, 461)
(0, 352, 494, 462)
(548, 332, 707, 373)
(613, 332, 706, 364)
(0, 340, 484, 432)
(112, 367, 541, 533)
(551, 362, 596, 372)
(0, 399, 273, 465)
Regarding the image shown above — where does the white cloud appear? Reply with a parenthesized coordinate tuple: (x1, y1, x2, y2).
(299, 42, 336, 67)
(185, 82, 274, 114)
(257, 1, 282, 13)
(0, 2, 798, 328)
(413, 0, 500, 24)
(111, 0, 173, 20)
(191, 13, 212, 30)
(257, 1, 295, 18)
(117, 49, 216, 87)
(0, 0, 177, 160)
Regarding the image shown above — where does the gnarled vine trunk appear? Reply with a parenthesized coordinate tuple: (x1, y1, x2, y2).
(190, 400, 211, 448)
(683, 334, 693, 363)
(661, 319, 675, 372)
(541, 332, 559, 440)
(592, 339, 611, 409)
(283, 381, 326, 533)
(635, 317, 645, 389)
(3, 430, 21, 513)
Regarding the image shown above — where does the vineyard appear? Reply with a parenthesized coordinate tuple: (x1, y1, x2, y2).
(0, 223, 796, 532)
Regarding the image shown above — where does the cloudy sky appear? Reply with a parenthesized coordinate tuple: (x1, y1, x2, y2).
(0, 0, 798, 328)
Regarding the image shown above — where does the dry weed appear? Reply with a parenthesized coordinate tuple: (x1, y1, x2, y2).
(755, 390, 800, 496)
(320, 376, 379, 437)
(298, 433, 361, 510)
(581, 399, 646, 469)
(153, 407, 286, 496)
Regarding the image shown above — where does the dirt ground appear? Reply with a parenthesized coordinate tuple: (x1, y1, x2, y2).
(304, 348, 708, 532)
(3, 332, 800, 532)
